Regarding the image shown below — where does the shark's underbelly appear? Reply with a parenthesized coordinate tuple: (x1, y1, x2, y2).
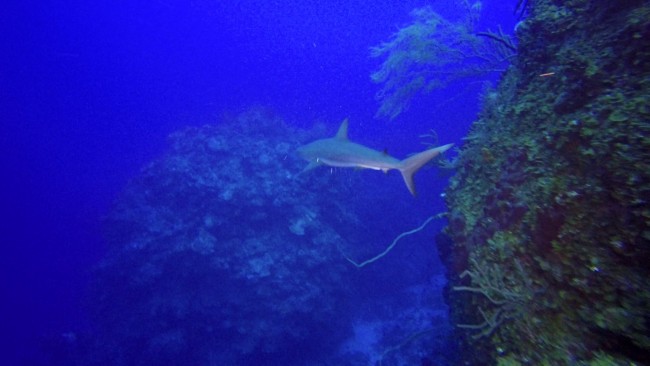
(319, 156, 400, 171)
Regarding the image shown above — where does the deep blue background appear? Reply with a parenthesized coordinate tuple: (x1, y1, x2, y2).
(1, 0, 517, 362)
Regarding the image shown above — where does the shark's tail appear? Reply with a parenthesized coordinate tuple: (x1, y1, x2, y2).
(399, 143, 454, 196)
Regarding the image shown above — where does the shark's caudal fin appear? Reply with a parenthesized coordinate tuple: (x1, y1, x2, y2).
(399, 143, 454, 196)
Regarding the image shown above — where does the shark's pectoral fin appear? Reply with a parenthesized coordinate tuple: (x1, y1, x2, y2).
(294, 161, 320, 178)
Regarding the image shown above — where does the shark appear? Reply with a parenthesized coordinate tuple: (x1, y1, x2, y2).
(296, 119, 453, 196)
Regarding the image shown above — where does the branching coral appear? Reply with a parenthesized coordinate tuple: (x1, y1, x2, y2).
(339, 214, 442, 268)
(370, 5, 515, 120)
(453, 257, 535, 339)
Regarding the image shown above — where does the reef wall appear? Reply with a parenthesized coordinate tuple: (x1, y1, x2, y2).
(440, 0, 650, 364)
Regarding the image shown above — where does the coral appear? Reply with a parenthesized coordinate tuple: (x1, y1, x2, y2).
(88, 109, 362, 365)
(71, 108, 456, 366)
(370, 4, 515, 120)
(440, 0, 650, 364)
(339, 213, 442, 268)
(453, 257, 536, 340)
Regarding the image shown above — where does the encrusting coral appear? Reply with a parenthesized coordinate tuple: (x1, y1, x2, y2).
(439, 0, 650, 364)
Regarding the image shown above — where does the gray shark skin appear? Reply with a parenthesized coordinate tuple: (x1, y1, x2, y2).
(297, 119, 453, 196)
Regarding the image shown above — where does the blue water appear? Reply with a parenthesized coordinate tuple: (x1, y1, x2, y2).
(2, 1, 517, 364)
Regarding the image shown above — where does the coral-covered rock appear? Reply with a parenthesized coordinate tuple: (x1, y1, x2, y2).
(441, 1, 650, 364)
(79, 108, 453, 366)
(90, 109, 360, 365)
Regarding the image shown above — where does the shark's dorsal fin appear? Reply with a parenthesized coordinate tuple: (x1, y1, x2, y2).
(335, 118, 349, 140)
